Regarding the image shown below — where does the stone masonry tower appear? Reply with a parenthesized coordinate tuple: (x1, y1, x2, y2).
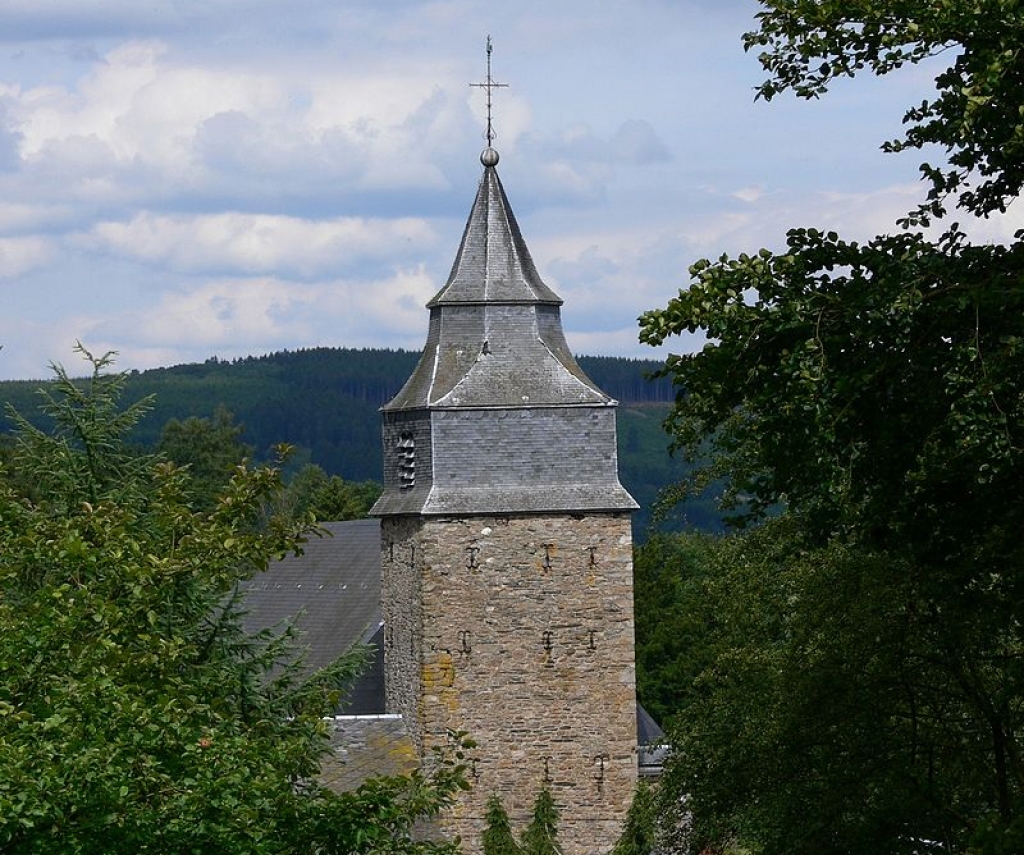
(371, 143, 638, 854)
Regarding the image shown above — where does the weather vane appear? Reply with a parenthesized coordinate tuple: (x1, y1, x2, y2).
(470, 35, 508, 149)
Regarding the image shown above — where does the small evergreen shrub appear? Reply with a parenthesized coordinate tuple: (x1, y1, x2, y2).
(482, 794, 521, 855)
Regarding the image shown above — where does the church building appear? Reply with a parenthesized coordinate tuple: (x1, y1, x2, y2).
(244, 52, 652, 852)
(370, 137, 639, 852)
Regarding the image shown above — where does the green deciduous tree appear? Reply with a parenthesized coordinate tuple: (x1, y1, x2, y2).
(0, 348, 466, 854)
(644, 520, 1014, 855)
(638, 2, 1024, 853)
(273, 463, 382, 524)
(157, 406, 254, 511)
(642, 226, 1024, 555)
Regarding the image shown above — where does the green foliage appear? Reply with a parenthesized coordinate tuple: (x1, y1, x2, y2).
(4, 349, 156, 510)
(633, 532, 720, 725)
(0, 348, 467, 854)
(481, 790, 560, 855)
(273, 463, 383, 523)
(638, 3, 1024, 853)
(641, 227, 1024, 548)
(482, 794, 521, 855)
(157, 406, 254, 511)
(521, 789, 561, 855)
(648, 518, 1024, 855)
(611, 782, 660, 855)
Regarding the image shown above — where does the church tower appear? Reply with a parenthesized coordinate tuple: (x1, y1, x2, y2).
(372, 134, 638, 852)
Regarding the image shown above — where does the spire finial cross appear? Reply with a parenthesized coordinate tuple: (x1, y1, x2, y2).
(470, 35, 508, 147)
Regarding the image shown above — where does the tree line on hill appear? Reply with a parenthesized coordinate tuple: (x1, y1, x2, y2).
(0, 346, 715, 538)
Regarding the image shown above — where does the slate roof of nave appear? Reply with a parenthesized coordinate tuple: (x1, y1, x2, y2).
(241, 519, 384, 715)
(320, 715, 419, 793)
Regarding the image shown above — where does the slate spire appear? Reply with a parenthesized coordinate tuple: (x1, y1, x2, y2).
(428, 153, 562, 308)
(372, 147, 636, 516)
(384, 151, 611, 411)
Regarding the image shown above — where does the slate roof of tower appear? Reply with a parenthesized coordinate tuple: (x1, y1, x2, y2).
(428, 163, 561, 308)
(383, 158, 612, 411)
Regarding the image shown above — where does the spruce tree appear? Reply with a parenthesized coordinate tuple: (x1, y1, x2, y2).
(482, 794, 521, 855)
(520, 788, 561, 855)
(612, 782, 657, 855)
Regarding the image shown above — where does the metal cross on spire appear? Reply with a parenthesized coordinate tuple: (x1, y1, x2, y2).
(470, 35, 508, 148)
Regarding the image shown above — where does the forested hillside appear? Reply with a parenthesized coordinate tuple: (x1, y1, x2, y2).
(0, 347, 713, 537)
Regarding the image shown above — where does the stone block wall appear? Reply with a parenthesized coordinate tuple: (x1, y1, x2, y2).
(381, 511, 637, 855)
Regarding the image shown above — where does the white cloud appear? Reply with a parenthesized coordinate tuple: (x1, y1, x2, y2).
(732, 185, 763, 203)
(0, 236, 53, 278)
(0, 0, 981, 382)
(18, 42, 166, 161)
(609, 120, 671, 165)
(54, 264, 438, 374)
(6, 38, 478, 210)
(956, 204, 1024, 245)
(317, 265, 438, 344)
(566, 324, 691, 363)
(105, 278, 319, 350)
(79, 212, 437, 276)
(0, 202, 74, 232)
(506, 119, 671, 207)
(664, 182, 930, 256)
(0, 312, 108, 382)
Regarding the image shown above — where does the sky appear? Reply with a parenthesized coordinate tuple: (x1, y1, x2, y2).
(0, 0, 1019, 381)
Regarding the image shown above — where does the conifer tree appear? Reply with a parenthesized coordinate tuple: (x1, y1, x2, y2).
(156, 406, 253, 511)
(612, 782, 658, 855)
(482, 794, 521, 855)
(520, 789, 562, 855)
